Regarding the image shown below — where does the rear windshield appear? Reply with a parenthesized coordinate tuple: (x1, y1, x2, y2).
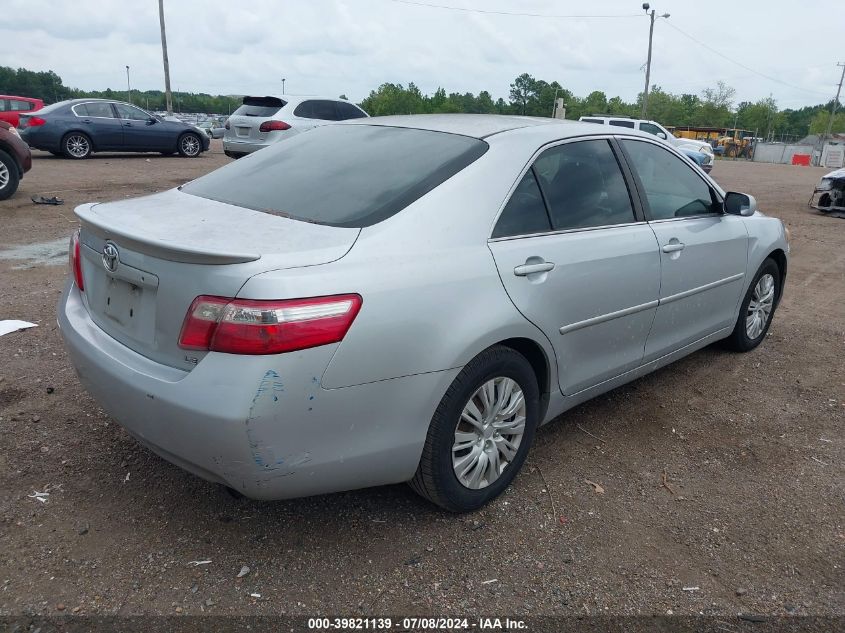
(181, 124, 488, 227)
(232, 96, 286, 117)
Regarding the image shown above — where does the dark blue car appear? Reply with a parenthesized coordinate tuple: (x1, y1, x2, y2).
(18, 99, 209, 159)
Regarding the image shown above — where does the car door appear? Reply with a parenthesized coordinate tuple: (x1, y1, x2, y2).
(619, 137, 748, 361)
(488, 138, 661, 395)
(114, 103, 170, 151)
(72, 102, 123, 149)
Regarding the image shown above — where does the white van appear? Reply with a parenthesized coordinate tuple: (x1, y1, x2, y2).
(579, 115, 714, 166)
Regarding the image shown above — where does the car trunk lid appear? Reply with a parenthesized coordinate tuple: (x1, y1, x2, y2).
(75, 189, 359, 370)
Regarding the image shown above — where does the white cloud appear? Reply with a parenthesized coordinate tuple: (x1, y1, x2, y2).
(0, 0, 839, 108)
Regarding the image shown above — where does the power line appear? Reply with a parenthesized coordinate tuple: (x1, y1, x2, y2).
(389, 0, 640, 19)
(662, 21, 831, 97)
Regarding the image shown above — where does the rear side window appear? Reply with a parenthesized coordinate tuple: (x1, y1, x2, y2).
(336, 101, 367, 120)
(76, 102, 115, 118)
(232, 96, 285, 117)
(294, 100, 340, 121)
(181, 124, 488, 228)
(9, 99, 34, 111)
(580, 118, 604, 124)
(492, 169, 551, 238)
(0, 100, 7, 112)
(622, 139, 719, 220)
(534, 140, 635, 231)
(609, 120, 635, 128)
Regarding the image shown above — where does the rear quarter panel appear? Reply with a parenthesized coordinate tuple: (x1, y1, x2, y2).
(237, 135, 559, 391)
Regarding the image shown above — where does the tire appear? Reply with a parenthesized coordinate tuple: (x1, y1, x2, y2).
(224, 150, 245, 159)
(409, 345, 540, 512)
(723, 258, 780, 352)
(62, 132, 92, 159)
(178, 133, 202, 158)
(0, 149, 21, 200)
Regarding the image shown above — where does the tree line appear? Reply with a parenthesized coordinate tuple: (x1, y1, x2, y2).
(2, 66, 841, 138)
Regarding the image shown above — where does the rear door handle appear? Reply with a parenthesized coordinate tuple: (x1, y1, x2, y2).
(514, 262, 555, 276)
(82, 119, 92, 124)
(662, 242, 685, 253)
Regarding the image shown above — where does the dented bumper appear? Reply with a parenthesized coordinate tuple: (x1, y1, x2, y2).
(58, 281, 459, 500)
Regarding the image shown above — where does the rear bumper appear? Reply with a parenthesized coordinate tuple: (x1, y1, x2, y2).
(222, 138, 268, 155)
(58, 282, 457, 500)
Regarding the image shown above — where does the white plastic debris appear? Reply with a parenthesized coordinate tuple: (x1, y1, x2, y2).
(0, 320, 37, 337)
(188, 560, 212, 566)
(28, 491, 50, 503)
(237, 565, 250, 578)
(250, 593, 261, 598)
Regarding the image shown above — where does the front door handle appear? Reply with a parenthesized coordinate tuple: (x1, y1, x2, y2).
(514, 261, 555, 276)
(661, 241, 685, 253)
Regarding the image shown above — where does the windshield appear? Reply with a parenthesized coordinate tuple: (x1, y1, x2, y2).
(182, 124, 488, 228)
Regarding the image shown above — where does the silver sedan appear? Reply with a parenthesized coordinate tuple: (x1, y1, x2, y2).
(58, 115, 789, 512)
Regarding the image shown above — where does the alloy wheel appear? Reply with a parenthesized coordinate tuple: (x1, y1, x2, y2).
(746, 273, 775, 339)
(0, 160, 9, 190)
(452, 377, 526, 490)
(66, 135, 90, 158)
(181, 135, 200, 156)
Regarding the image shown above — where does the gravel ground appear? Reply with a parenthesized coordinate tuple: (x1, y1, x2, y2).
(0, 146, 842, 619)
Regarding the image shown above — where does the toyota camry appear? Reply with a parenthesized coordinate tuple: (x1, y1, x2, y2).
(58, 115, 788, 512)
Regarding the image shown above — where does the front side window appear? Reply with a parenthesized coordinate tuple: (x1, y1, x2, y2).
(609, 120, 635, 128)
(639, 122, 664, 137)
(533, 140, 636, 231)
(622, 139, 719, 220)
(115, 103, 150, 120)
(492, 169, 551, 238)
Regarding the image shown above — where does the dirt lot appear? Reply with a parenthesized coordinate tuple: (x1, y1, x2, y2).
(0, 146, 842, 620)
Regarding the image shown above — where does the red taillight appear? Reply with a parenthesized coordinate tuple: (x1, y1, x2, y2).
(69, 231, 84, 291)
(27, 116, 46, 127)
(178, 294, 362, 355)
(259, 120, 291, 132)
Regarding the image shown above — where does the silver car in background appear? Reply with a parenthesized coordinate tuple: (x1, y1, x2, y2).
(222, 94, 368, 158)
(59, 115, 788, 512)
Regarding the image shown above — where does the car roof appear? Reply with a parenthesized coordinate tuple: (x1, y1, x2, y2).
(243, 95, 351, 105)
(343, 114, 567, 139)
(343, 114, 651, 140)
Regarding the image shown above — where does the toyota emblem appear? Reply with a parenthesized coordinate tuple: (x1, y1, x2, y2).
(102, 242, 119, 273)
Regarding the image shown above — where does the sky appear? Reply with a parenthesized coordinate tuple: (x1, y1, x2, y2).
(0, 0, 841, 110)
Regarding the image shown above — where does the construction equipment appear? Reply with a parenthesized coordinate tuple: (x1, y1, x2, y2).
(669, 127, 756, 158)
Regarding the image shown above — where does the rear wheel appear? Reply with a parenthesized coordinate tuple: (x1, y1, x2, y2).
(178, 133, 202, 157)
(409, 345, 539, 512)
(0, 150, 21, 200)
(724, 258, 780, 352)
(62, 132, 92, 159)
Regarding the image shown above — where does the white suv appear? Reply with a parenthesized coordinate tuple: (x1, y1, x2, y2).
(223, 95, 368, 158)
(579, 115, 714, 166)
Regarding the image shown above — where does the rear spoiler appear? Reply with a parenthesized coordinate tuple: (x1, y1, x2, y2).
(75, 202, 260, 265)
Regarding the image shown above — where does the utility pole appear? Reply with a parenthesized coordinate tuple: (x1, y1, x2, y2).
(640, 3, 669, 119)
(158, 0, 174, 115)
(125, 65, 131, 104)
(282, 78, 286, 94)
(823, 62, 845, 143)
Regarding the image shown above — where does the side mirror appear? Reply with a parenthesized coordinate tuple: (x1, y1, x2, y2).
(146, 117, 157, 125)
(724, 191, 758, 216)
(656, 131, 667, 140)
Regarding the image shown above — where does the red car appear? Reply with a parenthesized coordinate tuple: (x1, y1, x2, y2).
(0, 95, 43, 128)
(0, 120, 33, 200)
